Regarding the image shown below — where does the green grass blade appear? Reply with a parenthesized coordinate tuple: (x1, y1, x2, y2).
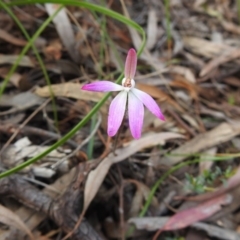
(126, 154, 237, 236)
(0, 1, 59, 127)
(0, 1, 146, 178)
(87, 113, 97, 159)
(140, 155, 237, 217)
(0, 5, 63, 98)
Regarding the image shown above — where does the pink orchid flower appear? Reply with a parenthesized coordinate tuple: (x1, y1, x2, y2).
(81, 48, 165, 139)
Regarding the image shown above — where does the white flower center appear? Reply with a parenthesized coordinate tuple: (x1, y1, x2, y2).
(122, 78, 135, 92)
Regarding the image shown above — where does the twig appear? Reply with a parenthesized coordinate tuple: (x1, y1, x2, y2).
(0, 124, 78, 148)
(0, 172, 103, 240)
(0, 98, 51, 155)
(51, 114, 102, 169)
(167, 108, 197, 137)
(98, 134, 111, 160)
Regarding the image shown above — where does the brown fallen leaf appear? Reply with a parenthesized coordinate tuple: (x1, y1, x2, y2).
(0, 167, 77, 240)
(199, 147, 217, 174)
(0, 204, 34, 240)
(152, 194, 232, 240)
(0, 67, 22, 87)
(169, 78, 198, 100)
(221, 19, 240, 35)
(224, 77, 240, 87)
(127, 179, 158, 218)
(200, 49, 240, 77)
(45, 4, 79, 63)
(0, 54, 34, 67)
(129, 217, 240, 240)
(0, 92, 44, 109)
(136, 83, 184, 112)
(43, 39, 62, 60)
(183, 36, 232, 59)
(35, 82, 105, 103)
(146, 8, 158, 50)
(83, 132, 184, 212)
(0, 92, 45, 116)
(0, 29, 27, 46)
(163, 194, 231, 231)
(169, 66, 196, 83)
(162, 121, 240, 166)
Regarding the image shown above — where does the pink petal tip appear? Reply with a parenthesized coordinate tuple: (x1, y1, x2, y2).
(81, 81, 123, 92)
(124, 48, 137, 80)
(107, 91, 127, 137)
(128, 91, 144, 139)
(131, 88, 165, 121)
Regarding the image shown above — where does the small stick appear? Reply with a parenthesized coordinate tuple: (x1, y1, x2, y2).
(51, 114, 102, 169)
(0, 98, 51, 155)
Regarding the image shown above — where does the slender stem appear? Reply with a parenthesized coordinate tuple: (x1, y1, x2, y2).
(0, 1, 146, 178)
(127, 155, 235, 237)
(87, 113, 97, 159)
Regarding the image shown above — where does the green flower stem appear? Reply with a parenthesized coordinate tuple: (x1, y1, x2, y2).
(87, 113, 97, 159)
(0, 0, 146, 178)
(87, 0, 106, 159)
(0, 1, 59, 127)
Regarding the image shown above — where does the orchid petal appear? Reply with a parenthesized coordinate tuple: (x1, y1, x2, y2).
(108, 91, 127, 137)
(131, 88, 165, 120)
(124, 48, 137, 80)
(128, 91, 144, 139)
(82, 81, 123, 92)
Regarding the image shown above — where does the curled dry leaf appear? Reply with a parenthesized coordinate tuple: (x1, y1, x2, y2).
(146, 9, 158, 50)
(83, 132, 184, 212)
(221, 19, 240, 35)
(129, 217, 240, 240)
(4, 144, 67, 164)
(136, 83, 184, 112)
(183, 36, 232, 59)
(127, 179, 158, 218)
(161, 194, 232, 231)
(0, 68, 22, 88)
(199, 147, 217, 174)
(129, 216, 168, 231)
(35, 82, 105, 103)
(169, 66, 196, 84)
(169, 78, 198, 99)
(0, 54, 34, 67)
(162, 122, 240, 166)
(132, 194, 232, 240)
(0, 92, 45, 113)
(0, 29, 27, 46)
(200, 49, 240, 77)
(83, 157, 112, 212)
(43, 39, 62, 60)
(45, 4, 80, 63)
(0, 204, 34, 240)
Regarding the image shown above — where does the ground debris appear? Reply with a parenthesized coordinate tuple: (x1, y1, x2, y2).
(1, 1, 240, 239)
